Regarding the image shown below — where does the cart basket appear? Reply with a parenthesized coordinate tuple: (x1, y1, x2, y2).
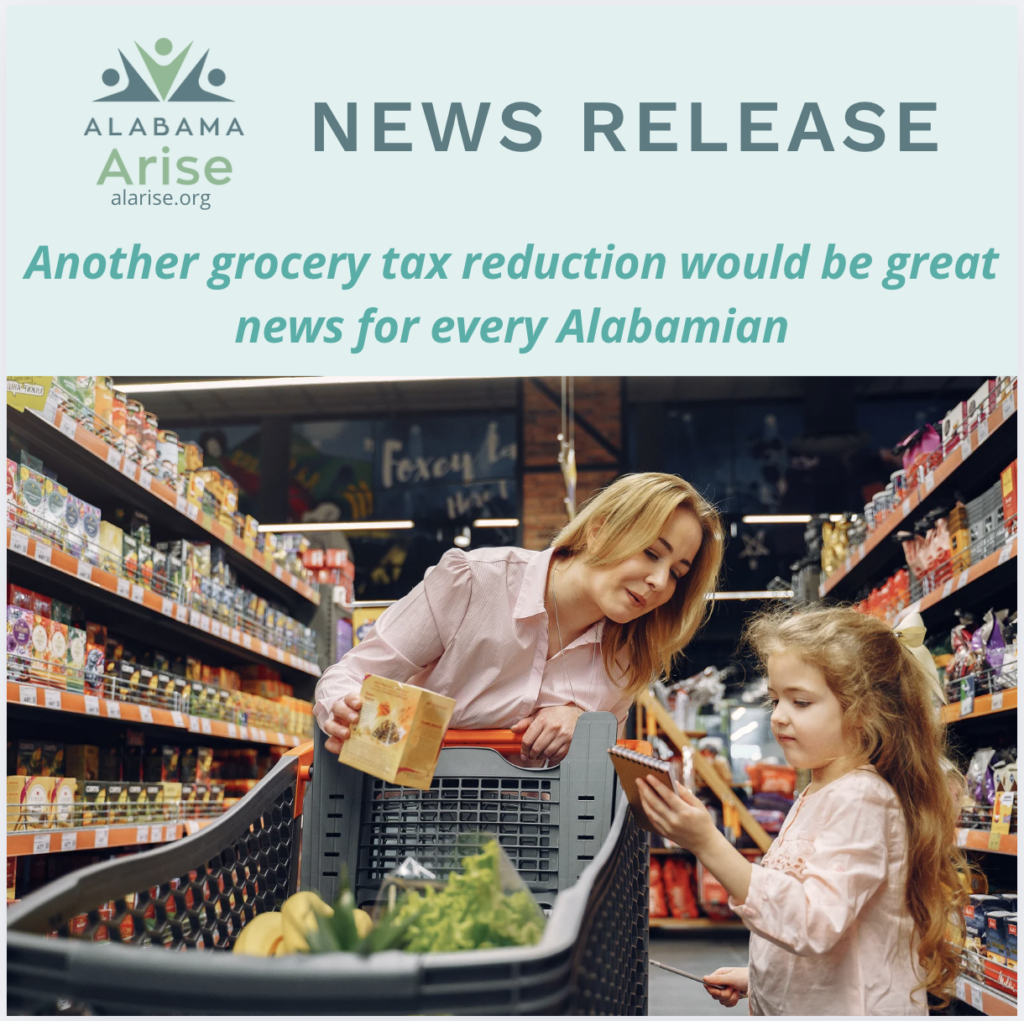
(7, 712, 649, 1015)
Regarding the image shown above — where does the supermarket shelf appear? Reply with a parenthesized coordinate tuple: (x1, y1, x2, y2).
(650, 917, 747, 931)
(820, 389, 1017, 598)
(942, 687, 1018, 724)
(7, 682, 305, 747)
(887, 539, 1017, 625)
(956, 829, 1017, 855)
(6, 528, 321, 677)
(7, 818, 214, 857)
(956, 974, 1018, 1016)
(10, 406, 319, 609)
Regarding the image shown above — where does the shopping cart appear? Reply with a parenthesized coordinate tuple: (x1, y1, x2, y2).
(7, 711, 649, 1015)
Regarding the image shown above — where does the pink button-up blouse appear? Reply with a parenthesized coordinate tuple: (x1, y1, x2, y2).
(731, 766, 928, 1016)
(313, 546, 634, 733)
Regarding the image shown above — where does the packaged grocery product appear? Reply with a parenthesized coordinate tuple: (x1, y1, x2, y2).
(966, 894, 1003, 951)
(99, 521, 124, 574)
(16, 465, 46, 535)
(99, 747, 122, 783)
(40, 743, 65, 777)
(942, 401, 968, 455)
(8, 585, 34, 610)
(967, 380, 995, 432)
(42, 478, 68, 544)
(8, 776, 55, 831)
(144, 746, 180, 783)
(6, 459, 17, 528)
(338, 675, 456, 790)
(662, 857, 700, 919)
(65, 745, 99, 781)
(121, 533, 139, 582)
(94, 377, 113, 436)
(125, 783, 147, 823)
(55, 377, 95, 420)
(649, 857, 668, 918)
(7, 855, 16, 902)
(145, 783, 165, 822)
(1002, 460, 1018, 538)
(194, 783, 210, 818)
(180, 782, 197, 817)
(7, 606, 33, 679)
(84, 642, 105, 694)
(51, 777, 77, 828)
(180, 748, 198, 784)
(196, 747, 213, 784)
(162, 781, 183, 822)
(123, 746, 144, 784)
(80, 781, 108, 826)
(987, 911, 1012, 964)
(66, 626, 86, 693)
(106, 782, 128, 824)
(16, 741, 43, 776)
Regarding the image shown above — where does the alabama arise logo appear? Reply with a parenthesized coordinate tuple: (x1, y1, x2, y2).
(96, 37, 232, 103)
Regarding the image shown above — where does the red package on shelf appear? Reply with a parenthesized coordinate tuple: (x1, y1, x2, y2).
(663, 857, 699, 919)
(649, 857, 668, 919)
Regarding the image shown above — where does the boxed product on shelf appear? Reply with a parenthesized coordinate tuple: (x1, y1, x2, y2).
(80, 781, 107, 826)
(42, 478, 68, 544)
(144, 746, 180, 783)
(65, 745, 99, 781)
(7, 606, 33, 679)
(123, 745, 144, 784)
(66, 626, 86, 694)
(7, 855, 16, 902)
(987, 911, 1013, 965)
(1002, 460, 1018, 538)
(98, 522, 123, 574)
(98, 747, 121, 782)
(144, 783, 165, 822)
(51, 777, 77, 828)
(14, 464, 46, 535)
(106, 782, 128, 824)
(6, 459, 17, 528)
(8, 776, 55, 831)
(124, 784, 146, 823)
(162, 782, 182, 821)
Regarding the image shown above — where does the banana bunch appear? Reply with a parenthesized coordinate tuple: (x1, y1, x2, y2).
(232, 891, 373, 957)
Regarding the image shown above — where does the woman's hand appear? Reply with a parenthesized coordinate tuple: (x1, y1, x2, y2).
(323, 692, 362, 755)
(636, 774, 717, 853)
(510, 705, 582, 765)
(703, 967, 748, 1008)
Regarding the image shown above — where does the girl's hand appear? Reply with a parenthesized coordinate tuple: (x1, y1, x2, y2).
(324, 692, 362, 755)
(511, 705, 582, 765)
(636, 774, 717, 852)
(703, 967, 748, 1008)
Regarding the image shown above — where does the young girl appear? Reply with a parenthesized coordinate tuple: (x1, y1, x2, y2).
(316, 472, 724, 766)
(637, 606, 968, 1015)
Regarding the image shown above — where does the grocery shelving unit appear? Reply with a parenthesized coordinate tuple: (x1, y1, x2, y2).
(6, 392, 324, 905)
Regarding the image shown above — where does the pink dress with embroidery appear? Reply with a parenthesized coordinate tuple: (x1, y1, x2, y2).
(729, 766, 928, 1016)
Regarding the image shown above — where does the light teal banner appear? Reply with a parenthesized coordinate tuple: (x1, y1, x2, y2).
(6, 5, 1018, 372)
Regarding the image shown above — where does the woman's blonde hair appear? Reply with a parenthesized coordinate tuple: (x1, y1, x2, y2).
(551, 472, 724, 698)
(745, 605, 969, 1006)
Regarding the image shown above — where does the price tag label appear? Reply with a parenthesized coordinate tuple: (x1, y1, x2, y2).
(276, 650, 285, 663)
(957, 569, 970, 590)
(136, 826, 150, 843)
(289, 575, 298, 589)
(211, 620, 221, 637)
(187, 715, 201, 733)
(171, 711, 185, 728)
(998, 544, 1012, 566)
(161, 597, 173, 616)
(19, 685, 37, 706)
(61, 832, 78, 852)
(239, 726, 249, 741)
(10, 531, 29, 556)
(274, 565, 284, 579)
(139, 705, 154, 724)
(94, 827, 109, 848)
(200, 614, 211, 633)
(131, 584, 145, 605)
(186, 502, 199, 521)
(200, 718, 212, 735)
(970, 982, 985, 1010)
(227, 723, 238, 738)
(173, 495, 187, 514)
(1002, 396, 1015, 420)
(34, 542, 52, 566)
(77, 560, 93, 582)
(59, 415, 78, 440)
(991, 691, 1004, 712)
(84, 695, 100, 716)
(899, 498, 910, 518)
(960, 696, 974, 717)
(189, 609, 201, 628)
(105, 700, 121, 719)
(977, 418, 990, 445)
(33, 834, 51, 854)
(260, 641, 269, 657)
(121, 459, 137, 481)
(955, 978, 965, 1003)
(230, 628, 241, 644)
(924, 471, 935, 494)
(138, 470, 152, 491)
(44, 688, 62, 710)
(988, 831, 1004, 851)
(151, 825, 163, 842)
(844, 556, 851, 573)
(175, 604, 187, 623)
(116, 578, 131, 598)
(276, 732, 286, 746)
(106, 446, 123, 469)
(961, 434, 973, 460)
(941, 578, 953, 599)
(242, 634, 253, 650)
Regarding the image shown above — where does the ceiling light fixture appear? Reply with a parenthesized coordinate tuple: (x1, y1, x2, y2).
(742, 514, 848, 524)
(472, 518, 520, 528)
(258, 520, 415, 533)
(709, 590, 795, 601)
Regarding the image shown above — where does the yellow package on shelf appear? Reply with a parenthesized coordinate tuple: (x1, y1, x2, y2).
(338, 675, 455, 790)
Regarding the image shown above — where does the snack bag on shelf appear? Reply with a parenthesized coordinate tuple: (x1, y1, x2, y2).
(663, 857, 700, 919)
(649, 857, 668, 919)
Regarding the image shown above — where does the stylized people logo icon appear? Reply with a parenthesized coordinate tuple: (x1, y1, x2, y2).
(97, 38, 232, 102)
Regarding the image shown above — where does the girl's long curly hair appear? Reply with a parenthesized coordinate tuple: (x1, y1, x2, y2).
(745, 605, 969, 1006)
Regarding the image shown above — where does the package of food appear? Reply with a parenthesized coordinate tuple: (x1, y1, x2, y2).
(6, 459, 17, 528)
(16, 741, 42, 776)
(99, 747, 122, 783)
(80, 781, 108, 827)
(7, 605, 33, 680)
(649, 857, 668, 918)
(51, 777, 77, 828)
(162, 781, 183, 822)
(15, 465, 46, 536)
(196, 747, 213, 785)
(42, 478, 68, 545)
(9, 776, 55, 831)
(98, 521, 124, 574)
(662, 857, 700, 919)
(144, 745, 180, 783)
(106, 782, 128, 825)
(41, 743, 65, 777)
(66, 745, 99, 781)
(123, 746, 144, 784)
(338, 675, 456, 790)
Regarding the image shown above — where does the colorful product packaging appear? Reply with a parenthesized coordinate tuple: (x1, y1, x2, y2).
(80, 781, 108, 827)
(144, 746, 180, 783)
(106, 782, 128, 825)
(6, 459, 17, 528)
(162, 781, 183, 823)
(80, 500, 102, 566)
(65, 745, 99, 781)
(125, 783, 147, 823)
(15, 465, 46, 535)
(42, 478, 68, 545)
(1002, 460, 1018, 538)
(7, 606, 33, 679)
(51, 777, 77, 828)
(8, 775, 55, 831)
(16, 741, 43, 776)
(84, 642, 105, 694)
(99, 747, 122, 782)
(66, 626, 87, 693)
(99, 521, 124, 574)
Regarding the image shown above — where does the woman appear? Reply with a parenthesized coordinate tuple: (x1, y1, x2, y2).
(314, 472, 724, 765)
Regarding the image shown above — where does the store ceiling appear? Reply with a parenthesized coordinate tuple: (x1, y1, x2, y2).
(113, 376, 984, 428)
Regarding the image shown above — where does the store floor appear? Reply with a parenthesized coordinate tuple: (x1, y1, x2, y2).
(649, 930, 751, 1016)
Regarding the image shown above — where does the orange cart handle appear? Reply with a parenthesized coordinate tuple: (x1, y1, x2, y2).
(441, 730, 654, 758)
